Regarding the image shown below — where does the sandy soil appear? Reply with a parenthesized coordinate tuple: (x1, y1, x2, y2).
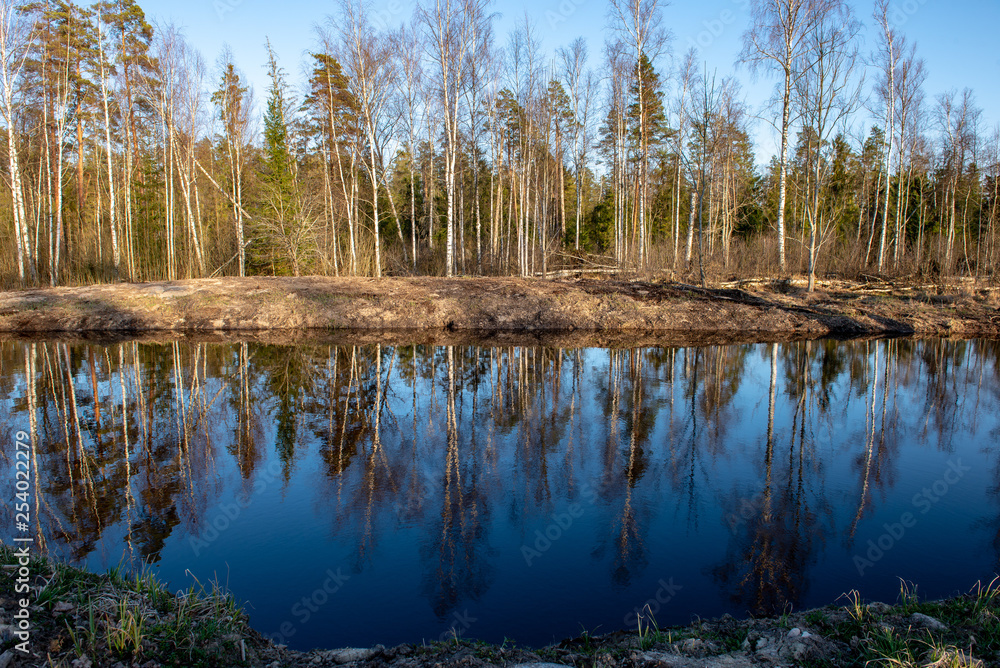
(0, 275, 997, 340)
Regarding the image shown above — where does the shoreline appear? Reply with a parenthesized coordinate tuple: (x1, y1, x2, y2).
(2, 546, 997, 667)
(0, 275, 998, 340)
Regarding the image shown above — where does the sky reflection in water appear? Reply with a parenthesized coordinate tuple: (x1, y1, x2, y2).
(2, 338, 999, 650)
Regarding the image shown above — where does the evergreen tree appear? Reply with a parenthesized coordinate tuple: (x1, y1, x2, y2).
(262, 39, 294, 204)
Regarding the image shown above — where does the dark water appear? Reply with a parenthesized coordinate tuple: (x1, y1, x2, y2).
(2, 338, 1000, 650)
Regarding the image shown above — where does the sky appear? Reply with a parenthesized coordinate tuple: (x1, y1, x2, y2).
(137, 0, 1000, 165)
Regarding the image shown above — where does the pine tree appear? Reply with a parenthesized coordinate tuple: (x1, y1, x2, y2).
(627, 52, 668, 265)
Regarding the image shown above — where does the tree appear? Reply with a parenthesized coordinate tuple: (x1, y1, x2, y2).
(741, 0, 822, 274)
(626, 52, 668, 256)
(935, 89, 981, 273)
(0, 0, 35, 283)
(258, 40, 301, 274)
(793, 0, 862, 292)
(25, 0, 94, 284)
(334, 0, 405, 278)
(395, 23, 424, 268)
(211, 48, 252, 276)
(673, 48, 695, 268)
(417, 0, 492, 277)
(304, 48, 359, 275)
(873, 0, 899, 272)
(559, 37, 596, 252)
(889, 43, 925, 269)
(96, 0, 153, 279)
(608, 0, 668, 269)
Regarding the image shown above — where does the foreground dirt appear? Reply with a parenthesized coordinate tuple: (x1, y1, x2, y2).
(0, 276, 998, 340)
(5, 582, 998, 668)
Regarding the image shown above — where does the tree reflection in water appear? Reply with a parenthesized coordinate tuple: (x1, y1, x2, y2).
(1, 337, 998, 644)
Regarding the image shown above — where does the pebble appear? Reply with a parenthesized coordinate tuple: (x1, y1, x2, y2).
(787, 627, 802, 638)
(326, 647, 377, 664)
(910, 612, 948, 631)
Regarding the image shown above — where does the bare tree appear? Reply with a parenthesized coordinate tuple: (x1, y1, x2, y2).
(674, 48, 695, 268)
(417, 0, 492, 277)
(211, 47, 253, 277)
(559, 37, 596, 253)
(873, 0, 900, 272)
(602, 38, 629, 267)
(460, 0, 494, 273)
(793, 0, 862, 291)
(890, 43, 925, 269)
(395, 23, 424, 269)
(94, 7, 119, 277)
(0, 0, 35, 283)
(935, 89, 980, 272)
(334, 0, 406, 278)
(608, 0, 669, 269)
(150, 25, 207, 277)
(741, 0, 822, 274)
(691, 64, 716, 288)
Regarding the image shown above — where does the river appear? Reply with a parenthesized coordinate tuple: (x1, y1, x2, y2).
(1, 338, 998, 650)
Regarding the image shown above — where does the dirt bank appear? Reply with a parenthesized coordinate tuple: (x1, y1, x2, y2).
(0, 276, 998, 339)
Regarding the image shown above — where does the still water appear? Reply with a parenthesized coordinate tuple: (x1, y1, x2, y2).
(2, 338, 999, 650)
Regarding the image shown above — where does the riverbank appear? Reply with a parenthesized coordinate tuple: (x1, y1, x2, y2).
(0, 276, 998, 339)
(1, 546, 998, 667)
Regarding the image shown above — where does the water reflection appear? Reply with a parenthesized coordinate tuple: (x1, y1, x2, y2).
(1, 338, 999, 648)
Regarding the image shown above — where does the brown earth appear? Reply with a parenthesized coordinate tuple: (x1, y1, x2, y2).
(0, 275, 998, 341)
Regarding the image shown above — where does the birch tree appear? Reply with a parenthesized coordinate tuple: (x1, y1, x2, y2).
(793, 0, 861, 292)
(608, 0, 668, 269)
(741, 0, 821, 274)
(559, 37, 596, 252)
(211, 48, 252, 276)
(0, 0, 34, 282)
(417, 0, 491, 276)
(334, 0, 402, 278)
(873, 0, 899, 272)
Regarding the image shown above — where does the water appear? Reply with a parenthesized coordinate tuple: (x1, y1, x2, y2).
(1, 338, 999, 651)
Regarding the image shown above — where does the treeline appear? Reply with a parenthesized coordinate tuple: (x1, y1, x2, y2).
(0, 0, 997, 288)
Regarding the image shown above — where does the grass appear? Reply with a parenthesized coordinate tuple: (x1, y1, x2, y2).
(635, 605, 672, 651)
(1, 545, 257, 668)
(814, 580, 1000, 667)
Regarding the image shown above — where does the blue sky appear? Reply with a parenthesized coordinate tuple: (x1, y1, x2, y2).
(139, 0, 999, 164)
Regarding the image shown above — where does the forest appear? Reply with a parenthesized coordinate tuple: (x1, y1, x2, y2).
(0, 0, 997, 290)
